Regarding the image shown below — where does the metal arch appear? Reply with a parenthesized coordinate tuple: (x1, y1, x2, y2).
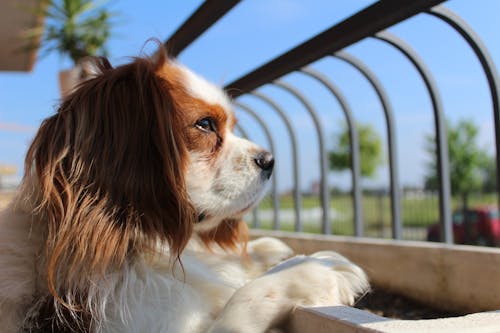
(224, 0, 446, 98)
(234, 123, 259, 228)
(427, 5, 500, 209)
(297, 67, 363, 237)
(248, 91, 303, 231)
(234, 102, 280, 230)
(333, 51, 402, 240)
(271, 80, 331, 234)
(234, 123, 250, 140)
(164, 0, 241, 57)
(374, 31, 453, 244)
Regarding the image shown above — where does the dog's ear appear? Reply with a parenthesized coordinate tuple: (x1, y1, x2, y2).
(198, 219, 249, 252)
(24, 52, 196, 307)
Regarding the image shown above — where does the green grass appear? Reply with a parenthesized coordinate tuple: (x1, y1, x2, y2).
(250, 192, 498, 238)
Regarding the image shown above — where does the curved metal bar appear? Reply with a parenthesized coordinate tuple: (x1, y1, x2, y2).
(271, 80, 331, 234)
(374, 31, 453, 243)
(164, 0, 241, 57)
(234, 102, 280, 230)
(297, 67, 363, 237)
(224, 0, 447, 99)
(333, 51, 402, 239)
(235, 123, 249, 139)
(234, 123, 259, 227)
(427, 5, 500, 209)
(248, 91, 303, 231)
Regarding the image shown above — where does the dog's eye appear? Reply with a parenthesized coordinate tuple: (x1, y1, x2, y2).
(195, 118, 216, 132)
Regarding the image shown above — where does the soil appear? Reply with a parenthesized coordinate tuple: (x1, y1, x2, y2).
(354, 289, 465, 320)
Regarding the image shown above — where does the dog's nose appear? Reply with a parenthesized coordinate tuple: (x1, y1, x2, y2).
(254, 151, 274, 179)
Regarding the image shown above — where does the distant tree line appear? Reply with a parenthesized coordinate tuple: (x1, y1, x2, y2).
(328, 119, 496, 209)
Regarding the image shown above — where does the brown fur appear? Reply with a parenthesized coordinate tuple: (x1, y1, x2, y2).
(198, 219, 249, 251)
(156, 63, 230, 157)
(23, 51, 196, 313)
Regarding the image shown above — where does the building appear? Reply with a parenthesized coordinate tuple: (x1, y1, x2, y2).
(0, 0, 44, 72)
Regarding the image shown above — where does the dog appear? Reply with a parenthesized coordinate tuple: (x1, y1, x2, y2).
(0, 48, 369, 332)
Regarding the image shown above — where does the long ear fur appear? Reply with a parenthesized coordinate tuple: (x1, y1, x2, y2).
(23, 50, 196, 314)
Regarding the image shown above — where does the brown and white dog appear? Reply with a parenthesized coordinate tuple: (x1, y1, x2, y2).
(0, 48, 368, 332)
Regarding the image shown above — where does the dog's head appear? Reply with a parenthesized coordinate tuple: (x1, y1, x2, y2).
(155, 59, 274, 235)
(24, 49, 273, 299)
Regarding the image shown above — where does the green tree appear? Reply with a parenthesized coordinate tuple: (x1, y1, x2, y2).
(424, 119, 489, 209)
(329, 123, 383, 178)
(26, 0, 116, 65)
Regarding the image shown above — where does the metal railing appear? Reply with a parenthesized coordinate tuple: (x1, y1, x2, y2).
(165, 0, 500, 244)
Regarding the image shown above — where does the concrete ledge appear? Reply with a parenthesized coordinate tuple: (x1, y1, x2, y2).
(363, 310, 500, 333)
(288, 306, 388, 333)
(250, 230, 500, 313)
(288, 306, 500, 333)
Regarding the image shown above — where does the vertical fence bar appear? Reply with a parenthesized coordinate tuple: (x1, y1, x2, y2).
(235, 102, 280, 230)
(428, 5, 500, 210)
(297, 68, 363, 237)
(249, 92, 303, 231)
(333, 51, 402, 239)
(374, 31, 453, 244)
(271, 80, 331, 234)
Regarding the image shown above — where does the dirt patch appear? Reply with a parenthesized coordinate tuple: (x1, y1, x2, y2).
(355, 289, 465, 320)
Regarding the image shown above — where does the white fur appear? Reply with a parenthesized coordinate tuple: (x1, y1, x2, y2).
(91, 238, 368, 333)
(208, 254, 369, 333)
(176, 63, 233, 115)
(0, 206, 42, 333)
(0, 206, 369, 332)
(188, 133, 268, 233)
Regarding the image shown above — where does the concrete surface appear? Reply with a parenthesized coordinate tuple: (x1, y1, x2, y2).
(364, 310, 500, 333)
(288, 306, 500, 333)
(251, 230, 500, 313)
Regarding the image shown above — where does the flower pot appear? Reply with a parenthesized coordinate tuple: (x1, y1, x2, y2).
(58, 66, 82, 98)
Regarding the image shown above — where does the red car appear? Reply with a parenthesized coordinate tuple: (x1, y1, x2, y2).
(427, 207, 500, 246)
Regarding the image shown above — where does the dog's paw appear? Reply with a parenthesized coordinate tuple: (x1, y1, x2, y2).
(265, 252, 369, 306)
(311, 251, 369, 305)
(210, 252, 368, 333)
(247, 237, 294, 268)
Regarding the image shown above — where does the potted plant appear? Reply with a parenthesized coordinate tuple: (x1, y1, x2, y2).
(28, 0, 115, 96)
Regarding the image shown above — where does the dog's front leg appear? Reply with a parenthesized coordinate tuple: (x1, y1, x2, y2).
(207, 270, 297, 333)
(208, 254, 368, 333)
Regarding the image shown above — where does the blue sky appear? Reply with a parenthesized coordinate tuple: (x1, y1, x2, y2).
(1, 0, 499, 193)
